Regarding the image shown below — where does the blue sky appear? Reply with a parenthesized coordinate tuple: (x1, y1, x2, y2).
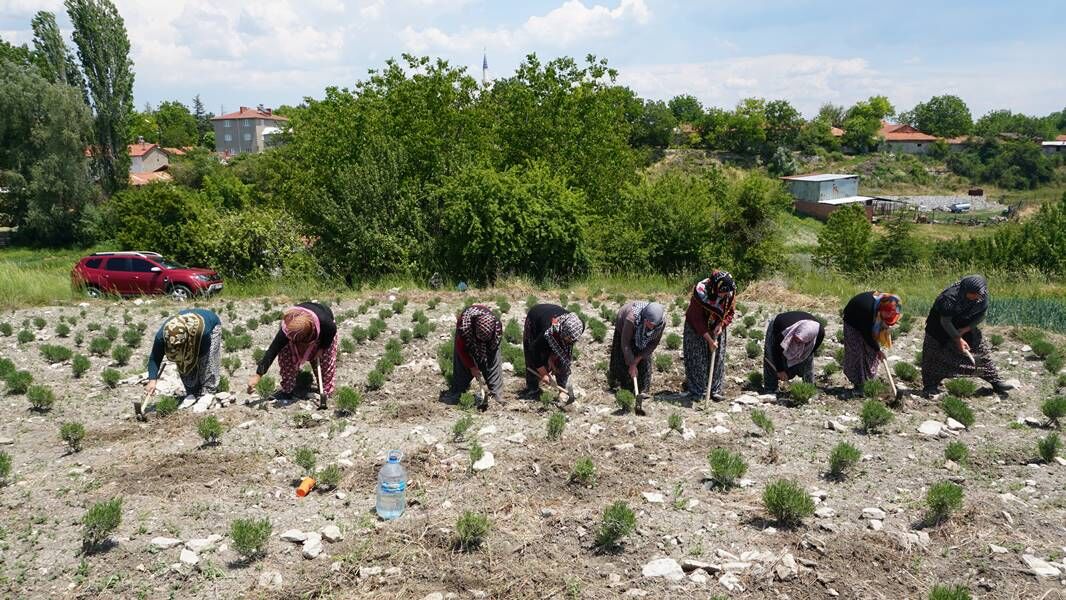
(1, 0, 1063, 118)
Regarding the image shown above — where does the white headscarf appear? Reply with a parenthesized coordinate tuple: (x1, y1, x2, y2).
(781, 319, 820, 367)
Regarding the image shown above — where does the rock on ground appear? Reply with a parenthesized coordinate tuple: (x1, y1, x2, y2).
(641, 557, 685, 581)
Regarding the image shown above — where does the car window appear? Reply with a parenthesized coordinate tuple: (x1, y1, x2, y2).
(130, 259, 155, 273)
(105, 257, 131, 272)
(85, 258, 102, 269)
(157, 258, 186, 269)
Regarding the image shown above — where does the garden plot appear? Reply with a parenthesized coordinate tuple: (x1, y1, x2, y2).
(0, 287, 1064, 599)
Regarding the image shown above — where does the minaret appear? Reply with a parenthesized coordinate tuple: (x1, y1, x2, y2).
(481, 49, 488, 87)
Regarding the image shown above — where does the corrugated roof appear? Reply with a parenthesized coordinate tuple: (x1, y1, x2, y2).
(817, 195, 874, 205)
(781, 173, 858, 182)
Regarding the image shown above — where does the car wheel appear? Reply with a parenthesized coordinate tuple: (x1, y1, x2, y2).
(84, 286, 102, 299)
(170, 285, 193, 302)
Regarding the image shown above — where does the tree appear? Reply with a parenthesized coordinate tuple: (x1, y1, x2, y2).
(764, 99, 803, 153)
(900, 95, 972, 137)
(630, 99, 676, 148)
(726, 98, 767, 156)
(814, 204, 872, 272)
(30, 11, 86, 96)
(154, 101, 198, 147)
(668, 94, 703, 123)
(66, 0, 135, 195)
(796, 118, 840, 153)
(842, 95, 894, 153)
(871, 216, 925, 269)
(697, 107, 732, 150)
(191, 94, 213, 142)
(816, 103, 845, 128)
(0, 37, 34, 67)
(974, 109, 1057, 140)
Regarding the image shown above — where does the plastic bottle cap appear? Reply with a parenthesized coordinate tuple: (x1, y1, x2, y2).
(387, 450, 402, 463)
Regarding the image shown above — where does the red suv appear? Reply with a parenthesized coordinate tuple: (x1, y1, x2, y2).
(72, 252, 224, 300)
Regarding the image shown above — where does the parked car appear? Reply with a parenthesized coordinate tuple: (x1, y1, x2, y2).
(71, 251, 223, 300)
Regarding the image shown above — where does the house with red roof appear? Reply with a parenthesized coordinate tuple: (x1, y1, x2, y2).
(128, 139, 171, 174)
(879, 121, 939, 155)
(1042, 134, 1066, 156)
(211, 105, 288, 156)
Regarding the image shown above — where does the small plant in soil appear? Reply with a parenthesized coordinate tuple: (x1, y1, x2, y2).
(452, 414, 473, 441)
(925, 481, 963, 524)
(366, 369, 385, 390)
(71, 354, 90, 378)
(1031, 340, 1056, 358)
(671, 313, 681, 327)
(762, 479, 815, 526)
(352, 326, 369, 343)
(60, 422, 85, 453)
(341, 338, 356, 354)
(539, 389, 556, 411)
(230, 518, 271, 561)
(822, 362, 841, 377)
(667, 411, 683, 433)
(292, 412, 315, 429)
(294, 447, 316, 476)
(654, 354, 672, 372)
(456, 511, 490, 551)
(942, 396, 975, 428)
(588, 319, 607, 343)
(154, 396, 179, 417)
(391, 299, 406, 315)
(27, 385, 55, 411)
(1037, 432, 1061, 463)
(834, 347, 845, 364)
(665, 333, 682, 350)
(861, 400, 894, 433)
(122, 328, 142, 348)
(1041, 396, 1066, 427)
(571, 457, 596, 486)
(255, 374, 276, 400)
(334, 386, 362, 415)
(89, 336, 111, 356)
(468, 440, 485, 467)
(750, 409, 774, 435)
(17, 329, 34, 344)
(828, 441, 861, 480)
(0, 451, 10, 484)
(595, 501, 636, 550)
(944, 378, 977, 398)
(1046, 352, 1065, 375)
(988, 334, 1004, 348)
(55, 323, 71, 338)
(745, 340, 760, 359)
(40, 344, 73, 364)
(252, 347, 265, 364)
(504, 319, 521, 344)
(104, 325, 119, 342)
(100, 368, 120, 389)
(32, 316, 46, 330)
(788, 381, 817, 406)
(81, 497, 122, 553)
(6, 369, 33, 395)
(0, 323, 11, 336)
(110, 344, 132, 366)
(893, 361, 919, 383)
(615, 389, 635, 414)
(413, 320, 432, 339)
(707, 448, 747, 491)
(0, 357, 15, 379)
(743, 314, 756, 328)
(317, 464, 342, 490)
(747, 371, 763, 389)
(399, 328, 413, 344)
(928, 584, 971, 600)
(863, 378, 889, 399)
(944, 441, 969, 464)
(197, 415, 223, 445)
(547, 411, 567, 440)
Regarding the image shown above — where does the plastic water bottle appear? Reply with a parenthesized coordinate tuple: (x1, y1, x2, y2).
(376, 450, 406, 520)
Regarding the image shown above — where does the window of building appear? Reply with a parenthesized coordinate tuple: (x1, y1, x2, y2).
(243, 119, 253, 128)
(224, 120, 231, 128)
(243, 132, 252, 141)
(224, 133, 232, 142)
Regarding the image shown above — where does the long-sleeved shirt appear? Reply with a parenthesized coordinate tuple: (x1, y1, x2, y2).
(925, 303, 986, 344)
(767, 311, 825, 372)
(525, 303, 568, 371)
(842, 291, 880, 350)
(256, 302, 336, 375)
(685, 290, 735, 337)
(617, 301, 664, 366)
(147, 308, 221, 379)
(455, 306, 500, 370)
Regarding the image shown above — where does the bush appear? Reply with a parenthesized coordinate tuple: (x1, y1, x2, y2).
(925, 481, 963, 523)
(745, 340, 760, 359)
(154, 396, 179, 417)
(104, 325, 119, 342)
(197, 415, 223, 445)
(667, 411, 683, 433)
(294, 447, 316, 476)
(391, 300, 406, 315)
(788, 381, 817, 406)
(413, 320, 432, 339)
(1037, 432, 1061, 463)
(762, 479, 815, 525)
(747, 371, 763, 389)
(1041, 396, 1066, 427)
(71, 354, 90, 378)
(452, 414, 473, 441)
(60, 422, 85, 453)
(587, 319, 607, 343)
(571, 457, 596, 486)
(366, 369, 385, 390)
(815, 203, 872, 272)
(539, 390, 556, 411)
(110, 344, 132, 366)
(750, 409, 774, 435)
(32, 316, 46, 330)
(863, 378, 889, 399)
(861, 400, 894, 433)
(456, 392, 477, 411)
(352, 326, 369, 343)
(1031, 340, 1056, 359)
(341, 338, 356, 354)
(16, 329, 33, 344)
(828, 441, 861, 479)
(893, 361, 919, 383)
(615, 389, 636, 414)
(468, 440, 485, 466)
(101, 368, 120, 389)
(945, 378, 977, 398)
(928, 585, 971, 600)
(0, 323, 10, 336)
(708, 448, 747, 491)
(0, 357, 14, 379)
(504, 319, 521, 344)
(942, 396, 975, 428)
(455, 511, 490, 551)
(834, 347, 845, 364)
(89, 336, 111, 357)
(291, 412, 315, 429)
(1046, 352, 1064, 375)
(6, 370, 33, 395)
(229, 518, 271, 561)
(82, 497, 123, 553)
(547, 411, 567, 440)
(27, 385, 55, 411)
(822, 362, 841, 377)
(944, 441, 969, 463)
(665, 333, 681, 350)
(595, 501, 636, 549)
(40, 344, 73, 364)
(255, 374, 276, 399)
(501, 343, 524, 373)
(317, 464, 342, 490)
(989, 334, 1004, 348)
(122, 328, 142, 348)
(335, 386, 362, 415)
(398, 328, 413, 344)
(437, 340, 455, 385)
(0, 451, 10, 484)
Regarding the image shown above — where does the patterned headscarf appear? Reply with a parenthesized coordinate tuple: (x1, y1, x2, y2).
(934, 275, 989, 323)
(282, 306, 321, 365)
(163, 312, 205, 375)
(545, 313, 584, 369)
(459, 304, 502, 366)
(695, 270, 736, 305)
(781, 319, 820, 367)
(632, 302, 666, 350)
(872, 292, 902, 348)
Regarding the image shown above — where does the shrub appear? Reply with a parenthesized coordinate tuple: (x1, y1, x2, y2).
(252, 347, 265, 364)
(595, 501, 636, 549)
(437, 341, 455, 385)
(154, 396, 179, 417)
(989, 334, 1004, 348)
(89, 336, 111, 357)
(539, 390, 555, 411)
(1037, 432, 1061, 463)
(110, 344, 132, 366)
(861, 400, 894, 433)
(501, 343, 524, 373)
(547, 412, 567, 440)
(863, 378, 889, 399)
(945, 378, 977, 398)
(399, 328, 413, 344)
(0, 357, 15, 379)
(823, 362, 841, 377)
(456, 511, 490, 551)
(893, 361, 919, 383)
(55, 323, 71, 338)
(571, 457, 596, 486)
(366, 369, 386, 390)
(747, 371, 763, 389)
(122, 328, 142, 348)
(1041, 396, 1066, 427)
(588, 319, 607, 343)
(293, 447, 317, 476)
(928, 585, 971, 600)
(944, 441, 969, 463)
(229, 518, 271, 561)
(456, 391, 476, 411)
(352, 326, 369, 343)
(82, 497, 123, 552)
(925, 481, 963, 523)
(788, 381, 817, 406)
(413, 321, 432, 339)
(654, 354, 672, 372)
(497, 299, 511, 314)
(1059, 374, 1066, 389)
(60, 422, 85, 453)
(40, 344, 73, 364)
(667, 411, 683, 433)
(27, 385, 55, 411)
(197, 415, 223, 445)
(15, 329, 32, 344)
(828, 441, 861, 479)
(751, 409, 774, 435)
(942, 396, 975, 428)
(6, 370, 33, 394)
(708, 448, 747, 491)
(255, 374, 276, 399)
(665, 333, 682, 350)
(733, 326, 747, 339)
(32, 316, 46, 330)
(468, 439, 485, 467)
(378, 307, 393, 321)
(671, 313, 681, 327)
(391, 300, 406, 315)
(104, 325, 119, 342)
(1031, 340, 1056, 359)
(743, 314, 756, 328)
(914, 351, 923, 365)
(335, 387, 362, 415)
(292, 412, 314, 429)
(341, 338, 356, 354)
(86, 322, 101, 332)
(745, 340, 760, 359)
(452, 414, 474, 441)
(762, 479, 814, 525)
(834, 347, 845, 364)
(317, 464, 342, 490)
(1046, 352, 1065, 375)
(504, 319, 521, 344)
(101, 368, 121, 389)
(74, 332, 84, 347)
(615, 389, 636, 414)
(0, 451, 10, 484)
(71, 354, 90, 378)
(0, 323, 10, 336)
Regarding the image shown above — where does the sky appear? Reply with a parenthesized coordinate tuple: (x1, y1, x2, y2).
(1, 0, 1063, 119)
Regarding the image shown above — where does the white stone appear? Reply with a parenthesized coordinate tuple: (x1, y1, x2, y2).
(774, 553, 799, 581)
(589, 424, 605, 435)
(684, 498, 700, 510)
(302, 533, 323, 559)
(359, 566, 383, 578)
(718, 572, 744, 592)
(502, 362, 514, 373)
(477, 425, 497, 436)
(237, 420, 256, 429)
(738, 478, 755, 488)
(917, 420, 943, 436)
(191, 394, 213, 413)
(258, 571, 283, 588)
(150, 537, 182, 549)
(868, 519, 883, 531)
(681, 428, 696, 441)
(185, 534, 222, 553)
(815, 507, 836, 519)
(1003, 378, 1021, 389)
(280, 529, 307, 543)
(179, 548, 199, 566)
(321, 525, 343, 543)
(641, 492, 665, 504)
(1055, 457, 1066, 466)
(472, 451, 495, 471)
(688, 570, 708, 584)
(945, 417, 966, 431)
(989, 544, 1009, 554)
(709, 425, 730, 435)
(720, 561, 752, 572)
(641, 557, 685, 581)
(614, 443, 634, 450)
(0, 437, 13, 445)
(733, 394, 761, 405)
(1021, 554, 1061, 577)
(681, 559, 719, 573)
(422, 594, 444, 600)
(505, 433, 526, 444)
(862, 507, 887, 520)
(1021, 345, 1032, 353)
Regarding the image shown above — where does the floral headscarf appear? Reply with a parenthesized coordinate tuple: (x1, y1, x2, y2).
(545, 313, 583, 369)
(163, 312, 205, 375)
(695, 270, 736, 305)
(459, 304, 502, 366)
(282, 306, 321, 366)
(872, 292, 902, 348)
(631, 302, 666, 350)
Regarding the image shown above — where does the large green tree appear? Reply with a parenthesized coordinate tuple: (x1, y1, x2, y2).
(154, 101, 198, 147)
(814, 204, 872, 272)
(899, 95, 972, 137)
(66, 0, 134, 194)
(668, 94, 704, 123)
(30, 11, 86, 96)
(842, 95, 894, 153)
(630, 99, 676, 148)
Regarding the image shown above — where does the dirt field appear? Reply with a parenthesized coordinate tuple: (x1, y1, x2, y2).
(1, 287, 1064, 600)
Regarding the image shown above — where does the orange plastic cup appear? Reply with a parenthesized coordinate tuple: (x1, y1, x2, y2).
(296, 477, 316, 497)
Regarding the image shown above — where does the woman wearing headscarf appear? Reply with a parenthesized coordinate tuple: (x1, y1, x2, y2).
(142, 308, 222, 418)
(683, 270, 737, 401)
(921, 275, 1012, 395)
(449, 304, 504, 410)
(762, 311, 825, 393)
(608, 301, 666, 415)
(842, 291, 901, 392)
(523, 303, 584, 399)
(247, 302, 338, 408)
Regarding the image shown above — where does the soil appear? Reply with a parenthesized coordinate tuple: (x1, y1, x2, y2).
(0, 290, 1064, 599)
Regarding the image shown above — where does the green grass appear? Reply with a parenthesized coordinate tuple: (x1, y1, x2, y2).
(455, 511, 490, 551)
(944, 441, 969, 463)
(82, 496, 123, 552)
(861, 400, 894, 433)
(750, 409, 774, 435)
(928, 584, 971, 600)
(570, 457, 596, 486)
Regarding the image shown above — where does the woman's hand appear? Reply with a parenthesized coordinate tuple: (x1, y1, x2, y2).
(955, 337, 970, 353)
(704, 332, 718, 351)
(246, 373, 261, 393)
(144, 379, 157, 398)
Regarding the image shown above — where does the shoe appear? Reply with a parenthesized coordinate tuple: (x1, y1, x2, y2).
(920, 386, 939, 398)
(991, 382, 1014, 395)
(711, 392, 726, 402)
